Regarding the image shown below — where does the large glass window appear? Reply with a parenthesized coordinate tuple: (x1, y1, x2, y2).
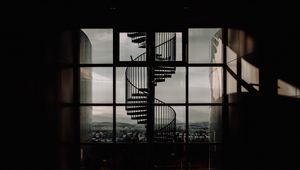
(77, 28, 228, 170)
(79, 28, 225, 145)
(73, 27, 273, 170)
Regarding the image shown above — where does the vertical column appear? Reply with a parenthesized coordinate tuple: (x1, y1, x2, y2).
(113, 29, 119, 144)
(74, 30, 81, 170)
(222, 28, 228, 140)
(237, 31, 242, 93)
(147, 31, 155, 142)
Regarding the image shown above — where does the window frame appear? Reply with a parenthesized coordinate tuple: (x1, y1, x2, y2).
(77, 27, 227, 145)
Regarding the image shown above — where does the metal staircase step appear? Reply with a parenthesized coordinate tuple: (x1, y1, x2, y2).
(126, 106, 148, 111)
(155, 78, 165, 82)
(132, 93, 148, 96)
(138, 88, 149, 92)
(132, 36, 146, 43)
(156, 55, 171, 61)
(154, 67, 176, 71)
(162, 66, 176, 69)
(139, 42, 146, 48)
(126, 32, 177, 131)
(154, 74, 172, 78)
(154, 70, 175, 74)
(127, 111, 148, 116)
(127, 32, 146, 38)
(132, 115, 147, 120)
(128, 98, 148, 101)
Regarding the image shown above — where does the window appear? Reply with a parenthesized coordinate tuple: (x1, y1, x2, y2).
(155, 67, 186, 103)
(278, 79, 300, 98)
(79, 29, 226, 145)
(80, 67, 113, 103)
(79, 29, 114, 145)
(81, 29, 113, 63)
(155, 32, 183, 61)
(226, 29, 259, 93)
(189, 67, 223, 103)
(76, 27, 233, 170)
(120, 32, 147, 61)
(189, 29, 222, 63)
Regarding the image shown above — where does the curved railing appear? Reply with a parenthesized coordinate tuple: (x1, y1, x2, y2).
(125, 32, 177, 142)
(154, 98, 176, 142)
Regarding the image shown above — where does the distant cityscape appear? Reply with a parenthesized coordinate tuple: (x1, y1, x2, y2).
(88, 122, 210, 143)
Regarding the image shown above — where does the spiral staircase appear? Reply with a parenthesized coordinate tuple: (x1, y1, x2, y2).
(125, 32, 177, 142)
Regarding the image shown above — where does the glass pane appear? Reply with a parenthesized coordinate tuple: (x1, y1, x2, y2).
(116, 67, 126, 103)
(80, 29, 113, 63)
(116, 106, 146, 143)
(189, 67, 223, 103)
(154, 105, 186, 142)
(211, 67, 223, 102)
(242, 86, 249, 92)
(278, 79, 300, 98)
(80, 106, 113, 143)
(227, 46, 237, 74)
(241, 58, 259, 91)
(80, 67, 112, 103)
(209, 106, 222, 143)
(226, 29, 238, 74)
(189, 28, 222, 63)
(120, 32, 147, 61)
(189, 106, 209, 142)
(117, 67, 148, 103)
(227, 71, 237, 95)
(172, 106, 186, 142)
(155, 67, 185, 103)
(155, 32, 182, 61)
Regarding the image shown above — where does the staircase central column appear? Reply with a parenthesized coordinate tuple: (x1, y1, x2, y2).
(147, 31, 155, 142)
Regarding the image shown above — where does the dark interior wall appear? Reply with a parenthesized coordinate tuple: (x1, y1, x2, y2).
(4, 1, 300, 170)
(3, 29, 60, 169)
(227, 93, 300, 170)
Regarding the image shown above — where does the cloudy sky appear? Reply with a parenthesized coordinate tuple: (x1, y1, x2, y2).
(81, 29, 220, 124)
(81, 29, 113, 63)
